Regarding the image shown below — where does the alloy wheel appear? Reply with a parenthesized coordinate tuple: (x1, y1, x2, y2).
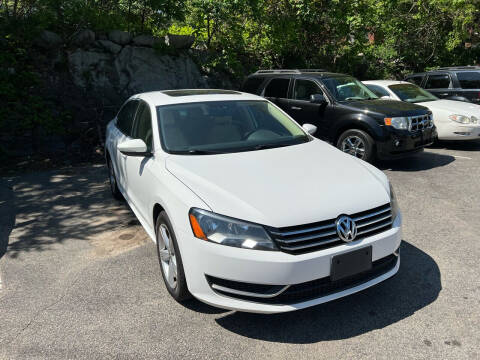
(158, 224, 178, 289)
(341, 135, 366, 159)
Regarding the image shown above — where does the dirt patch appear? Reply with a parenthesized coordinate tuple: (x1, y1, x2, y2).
(88, 225, 150, 258)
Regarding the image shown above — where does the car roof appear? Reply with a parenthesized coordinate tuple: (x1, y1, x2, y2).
(363, 80, 411, 86)
(130, 89, 265, 106)
(247, 70, 351, 78)
(408, 66, 480, 77)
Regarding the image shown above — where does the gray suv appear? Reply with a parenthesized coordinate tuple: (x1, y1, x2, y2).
(405, 66, 480, 104)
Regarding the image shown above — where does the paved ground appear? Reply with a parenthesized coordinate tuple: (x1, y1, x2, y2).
(1, 141, 479, 359)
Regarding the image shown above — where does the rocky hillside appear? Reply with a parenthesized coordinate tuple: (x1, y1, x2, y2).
(2, 29, 236, 167)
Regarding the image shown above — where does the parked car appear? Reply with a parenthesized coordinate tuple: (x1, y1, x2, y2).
(105, 89, 402, 313)
(404, 66, 480, 104)
(364, 80, 480, 141)
(242, 69, 436, 163)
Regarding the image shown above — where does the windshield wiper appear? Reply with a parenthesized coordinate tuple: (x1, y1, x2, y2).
(187, 149, 226, 155)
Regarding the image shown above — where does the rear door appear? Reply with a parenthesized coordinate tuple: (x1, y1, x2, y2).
(405, 75, 425, 86)
(455, 71, 480, 104)
(424, 73, 454, 99)
(288, 78, 335, 137)
(262, 77, 291, 113)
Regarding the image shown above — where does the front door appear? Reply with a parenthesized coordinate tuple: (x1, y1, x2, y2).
(125, 100, 156, 223)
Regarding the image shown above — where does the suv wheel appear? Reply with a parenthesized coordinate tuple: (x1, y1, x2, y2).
(337, 129, 375, 162)
(155, 211, 191, 302)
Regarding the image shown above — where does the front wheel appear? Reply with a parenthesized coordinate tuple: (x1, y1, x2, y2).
(155, 211, 191, 302)
(337, 129, 375, 163)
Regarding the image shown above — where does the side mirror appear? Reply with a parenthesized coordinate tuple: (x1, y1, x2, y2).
(310, 93, 327, 105)
(118, 139, 151, 157)
(302, 123, 317, 135)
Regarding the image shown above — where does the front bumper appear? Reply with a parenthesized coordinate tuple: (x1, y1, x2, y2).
(179, 215, 402, 313)
(376, 127, 437, 159)
(437, 123, 480, 141)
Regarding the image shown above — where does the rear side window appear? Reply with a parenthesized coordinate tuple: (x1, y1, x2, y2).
(132, 101, 153, 151)
(425, 74, 451, 89)
(457, 72, 480, 89)
(242, 77, 264, 94)
(365, 84, 390, 97)
(264, 78, 290, 98)
(117, 100, 139, 136)
(405, 76, 424, 86)
(293, 79, 322, 101)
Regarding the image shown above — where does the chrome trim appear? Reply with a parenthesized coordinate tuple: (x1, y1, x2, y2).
(275, 230, 337, 243)
(269, 223, 335, 236)
(353, 206, 391, 221)
(211, 283, 290, 299)
(357, 221, 393, 236)
(280, 237, 340, 251)
(356, 214, 392, 228)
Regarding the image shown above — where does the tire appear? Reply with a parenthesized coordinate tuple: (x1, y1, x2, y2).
(337, 129, 375, 163)
(107, 156, 123, 200)
(155, 211, 191, 302)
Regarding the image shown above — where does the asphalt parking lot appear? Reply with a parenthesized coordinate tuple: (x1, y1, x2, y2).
(1, 141, 479, 359)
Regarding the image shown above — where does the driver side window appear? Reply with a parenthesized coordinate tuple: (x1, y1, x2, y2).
(293, 79, 323, 101)
(132, 101, 153, 151)
(117, 100, 139, 136)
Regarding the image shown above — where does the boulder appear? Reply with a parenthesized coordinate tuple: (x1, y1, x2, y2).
(71, 29, 95, 47)
(108, 30, 132, 46)
(95, 40, 122, 54)
(35, 30, 63, 49)
(132, 34, 163, 47)
(164, 34, 195, 49)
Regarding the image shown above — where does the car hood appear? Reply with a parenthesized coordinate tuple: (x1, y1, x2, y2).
(421, 99, 480, 117)
(165, 140, 390, 228)
(341, 99, 430, 118)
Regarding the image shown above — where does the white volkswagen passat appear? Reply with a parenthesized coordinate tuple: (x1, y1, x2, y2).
(105, 89, 402, 313)
(364, 80, 480, 140)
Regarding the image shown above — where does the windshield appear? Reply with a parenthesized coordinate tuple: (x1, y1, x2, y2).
(157, 100, 310, 154)
(388, 84, 438, 103)
(321, 76, 378, 101)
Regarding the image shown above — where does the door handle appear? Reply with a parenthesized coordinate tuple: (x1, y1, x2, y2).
(439, 93, 449, 96)
(291, 106, 302, 110)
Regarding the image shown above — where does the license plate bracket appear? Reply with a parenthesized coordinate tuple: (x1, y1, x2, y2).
(331, 246, 372, 282)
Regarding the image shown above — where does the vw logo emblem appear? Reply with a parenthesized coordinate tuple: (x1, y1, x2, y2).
(336, 215, 357, 242)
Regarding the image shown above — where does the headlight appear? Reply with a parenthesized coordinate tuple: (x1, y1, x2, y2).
(449, 114, 474, 124)
(389, 183, 400, 221)
(189, 208, 277, 251)
(384, 117, 409, 130)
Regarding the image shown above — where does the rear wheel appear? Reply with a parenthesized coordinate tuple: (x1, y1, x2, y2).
(107, 156, 123, 200)
(155, 211, 191, 302)
(337, 129, 375, 163)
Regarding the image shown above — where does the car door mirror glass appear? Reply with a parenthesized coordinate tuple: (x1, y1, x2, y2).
(118, 139, 151, 157)
(310, 94, 327, 104)
(302, 123, 317, 135)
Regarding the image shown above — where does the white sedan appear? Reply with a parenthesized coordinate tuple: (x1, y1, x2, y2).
(105, 89, 401, 313)
(364, 80, 480, 140)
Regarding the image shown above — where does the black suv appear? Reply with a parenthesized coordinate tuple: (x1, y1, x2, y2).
(405, 66, 480, 104)
(242, 69, 436, 162)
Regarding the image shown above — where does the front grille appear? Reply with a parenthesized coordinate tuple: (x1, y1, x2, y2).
(208, 254, 398, 305)
(409, 114, 433, 132)
(267, 203, 392, 254)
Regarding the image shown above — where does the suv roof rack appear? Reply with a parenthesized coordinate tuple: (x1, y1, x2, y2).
(254, 69, 327, 74)
(436, 66, 480, 70)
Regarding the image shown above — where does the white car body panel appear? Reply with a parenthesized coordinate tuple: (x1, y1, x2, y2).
(364, 80, 480, 140)
(105, 90, 401, 313)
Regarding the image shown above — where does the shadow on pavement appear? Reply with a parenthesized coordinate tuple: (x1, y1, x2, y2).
(429, 139, 480, 152)
(377, 150, 454, 171)
(214, 241, 441, 343)
(0, 165, 137, 259)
